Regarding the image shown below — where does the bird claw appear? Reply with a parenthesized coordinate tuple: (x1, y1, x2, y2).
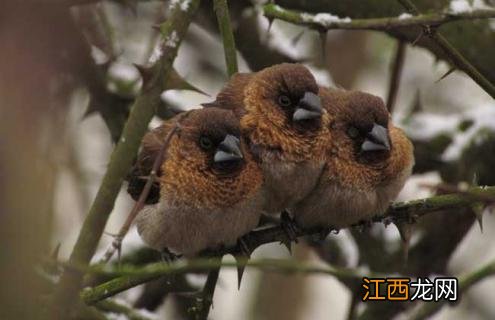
(279, 211, 300, 253)
(315, 227, 332, 242)
(161, 248, 181, 264)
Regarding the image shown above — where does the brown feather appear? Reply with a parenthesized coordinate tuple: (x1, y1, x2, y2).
(292, 87, 414, 228)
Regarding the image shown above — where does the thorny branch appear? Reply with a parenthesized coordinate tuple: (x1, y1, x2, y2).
(77, 185, 495, 304)
(397, 0, 495, 99)
(263, 4, 495, 31)
(80, 258, 386, 305)
(52, 1, 201, 318)
(263, 2, 495, 99)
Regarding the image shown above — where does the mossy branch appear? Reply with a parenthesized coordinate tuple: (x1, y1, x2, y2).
(80, 258, 383, 305)
(79, 185, 495, 304)
(264, 4, 495, 31)
(52, 0, 201, 318)
(264, 3, 495, 99)
(214, 0, 238, 77)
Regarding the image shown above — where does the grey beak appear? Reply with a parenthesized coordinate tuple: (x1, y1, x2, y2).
(292, 91, 323, 122)
(361, 123, 391, 152)
(214, 134, 243, 163)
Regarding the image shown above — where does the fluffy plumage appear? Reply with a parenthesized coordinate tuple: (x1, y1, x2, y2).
(204, 63, 330, 213)
(127, 108, 264, 256)
(291, 88, 414, 228)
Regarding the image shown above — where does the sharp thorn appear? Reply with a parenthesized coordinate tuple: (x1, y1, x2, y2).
(280, 239, 292, 254)
(291, 30, 305, 46)
(233, 237, 251, 289)
(267, 17, 274, 33)
(394, 222, 413, 266)
(472, 204, 484, 233)
(235, 257, 247, 290)
(51, 243, 61, 260)
(435, 67, 456, 83)
(133, 63, 154, 86)
(412, 30, 424, 46)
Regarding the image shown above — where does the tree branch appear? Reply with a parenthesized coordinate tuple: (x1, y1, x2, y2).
(213, 0, 238, 77)
(386, 40, 406, 113)
(80, 258, 383, 305)
(397, 0, 495, 99)
(264, 3, 495, 99)
(264, 4, 495, 31)
(79, 185, 495, 304)
(52, 1, 201, 318)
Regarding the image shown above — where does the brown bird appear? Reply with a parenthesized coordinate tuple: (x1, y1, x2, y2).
(127, 107, 264, 257)
(291, 88, 414, 229)
(204, 63, 330, 214)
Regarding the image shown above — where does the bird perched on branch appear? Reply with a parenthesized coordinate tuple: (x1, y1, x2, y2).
(204, 63, 330, 214)
(127, 108, 264, 257)
(291, 88, 414, 229)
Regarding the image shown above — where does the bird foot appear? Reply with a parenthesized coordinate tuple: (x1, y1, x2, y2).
(280, 211, 300, 253)
(161, 248, 181, 264)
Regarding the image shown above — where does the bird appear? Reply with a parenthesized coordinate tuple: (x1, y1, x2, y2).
(290, 88, 414, 229)
(203, 63, 330, 215)
(126, 107, 264, 257)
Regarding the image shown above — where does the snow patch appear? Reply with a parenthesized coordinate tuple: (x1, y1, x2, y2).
(90, 45, 109, 64)
(442, 103, 495, 161)
(398, 13, 413, 20)
(302, 12, 352, 26)
(449, 0, 473, 13)
(165, 31, 180, 48)
(108, 61, 139, 82)
(148, 40, 163, 64)
(169, 0, 191, 11)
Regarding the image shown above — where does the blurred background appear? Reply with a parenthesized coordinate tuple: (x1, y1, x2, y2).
(1, 0, 494, 319)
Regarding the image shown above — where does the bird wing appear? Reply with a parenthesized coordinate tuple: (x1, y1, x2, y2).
(126, 122, 175, 204)
(202, 72, 253, 117)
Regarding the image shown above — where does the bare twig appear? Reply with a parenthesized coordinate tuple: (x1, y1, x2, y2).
(386, 40, 406, 113)
(195, 263, 221, 320)
(99, 122, 181, 264)
(52, 1, 201, 318)
(213, 0, 238, 78)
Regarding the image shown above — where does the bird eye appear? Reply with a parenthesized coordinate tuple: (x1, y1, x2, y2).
(277, 95, 292, 107)
(199, 135, 213, 150)
(347, 126, 360, 139)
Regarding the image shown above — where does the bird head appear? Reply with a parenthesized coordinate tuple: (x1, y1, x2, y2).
(322, 88, 414, 189)
(244, 63, 324, 132)
(160, 107, 263, 209)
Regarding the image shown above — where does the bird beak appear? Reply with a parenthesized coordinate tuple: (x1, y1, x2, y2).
(361, 123, 391, 152)
(214, 134, 244, 163)
(292, 91, 323, 122)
